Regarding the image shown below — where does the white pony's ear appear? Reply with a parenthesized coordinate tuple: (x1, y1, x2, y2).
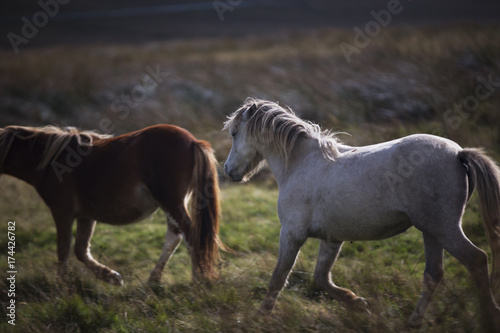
(243, 103, 257, 120)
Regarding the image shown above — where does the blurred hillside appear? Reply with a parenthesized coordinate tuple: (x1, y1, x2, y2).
(1, 23, 500, 163)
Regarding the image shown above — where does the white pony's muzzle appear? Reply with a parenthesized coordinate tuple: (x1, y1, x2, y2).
(223, 162, 243, 182)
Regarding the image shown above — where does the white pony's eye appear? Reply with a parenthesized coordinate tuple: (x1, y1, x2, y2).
(231, 130, 237, 137)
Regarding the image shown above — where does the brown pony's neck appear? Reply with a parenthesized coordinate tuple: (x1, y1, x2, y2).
(0, 125, 108, 186)
(1, 133, 48, 186)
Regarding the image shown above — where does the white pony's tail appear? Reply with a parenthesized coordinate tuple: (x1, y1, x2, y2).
(459, 148, 500, 292)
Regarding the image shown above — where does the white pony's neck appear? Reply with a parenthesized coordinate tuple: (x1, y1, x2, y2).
(264, 136, 331, 186)
(265, 152, 287, 186)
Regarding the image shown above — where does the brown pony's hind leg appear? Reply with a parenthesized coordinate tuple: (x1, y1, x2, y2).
(74, 218, 123, 286)
(148, 214, 183, 283)
(313, 240, 369, 313)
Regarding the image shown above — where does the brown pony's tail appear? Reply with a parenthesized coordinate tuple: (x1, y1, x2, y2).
(189, 140, 226, 279)
(459, 148, 500, 291)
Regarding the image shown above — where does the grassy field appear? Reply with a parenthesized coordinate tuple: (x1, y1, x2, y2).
(0, 177, 493, 332)
(1, 23, 500, 332)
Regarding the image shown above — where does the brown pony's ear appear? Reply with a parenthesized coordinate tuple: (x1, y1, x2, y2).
(243, 103, 257, 120)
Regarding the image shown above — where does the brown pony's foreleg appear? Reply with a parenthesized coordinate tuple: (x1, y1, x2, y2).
(148, 216, 183, 283)
(74, 218, 123, 285)
(53, 212, 74, 280)
(313, 240, 369, 313)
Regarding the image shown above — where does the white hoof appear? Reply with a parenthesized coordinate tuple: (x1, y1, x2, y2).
(107, 270, 123, 286)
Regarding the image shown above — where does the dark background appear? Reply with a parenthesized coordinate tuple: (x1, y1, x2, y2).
(1, 0, 499, 50)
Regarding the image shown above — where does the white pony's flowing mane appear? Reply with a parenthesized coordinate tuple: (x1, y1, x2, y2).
(224, 98, 340, 161)
(0, 125, 112, 171)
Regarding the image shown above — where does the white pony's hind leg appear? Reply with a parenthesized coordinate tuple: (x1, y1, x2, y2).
(409, 233, 444, 327)
(314, 240, 368, 312)
(437, 227, 500, 331)
(148, 215, 182, 283)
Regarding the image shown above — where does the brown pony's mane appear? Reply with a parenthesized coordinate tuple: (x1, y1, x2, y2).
(224, 97, 341, 161)
(0, 125, 112, 171)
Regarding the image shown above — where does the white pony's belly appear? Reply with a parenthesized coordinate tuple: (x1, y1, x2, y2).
(309, 210, 413, 242)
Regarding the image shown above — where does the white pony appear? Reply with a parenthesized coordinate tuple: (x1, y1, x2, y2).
(223, 98, 500, 330)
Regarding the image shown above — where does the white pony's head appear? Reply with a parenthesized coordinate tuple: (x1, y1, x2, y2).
(223, 100, 264, 182)
(223, 97, 340, 182)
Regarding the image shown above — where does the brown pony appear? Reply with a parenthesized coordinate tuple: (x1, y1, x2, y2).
(0, 124, 223, 285)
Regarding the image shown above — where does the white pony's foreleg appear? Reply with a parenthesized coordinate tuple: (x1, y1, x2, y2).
(259, 228, 306, 313)
(314, 240, 368, 312)
(148, 217, 183, 283)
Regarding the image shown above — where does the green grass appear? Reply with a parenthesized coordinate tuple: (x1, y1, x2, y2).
(0, 176, 492, 332)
